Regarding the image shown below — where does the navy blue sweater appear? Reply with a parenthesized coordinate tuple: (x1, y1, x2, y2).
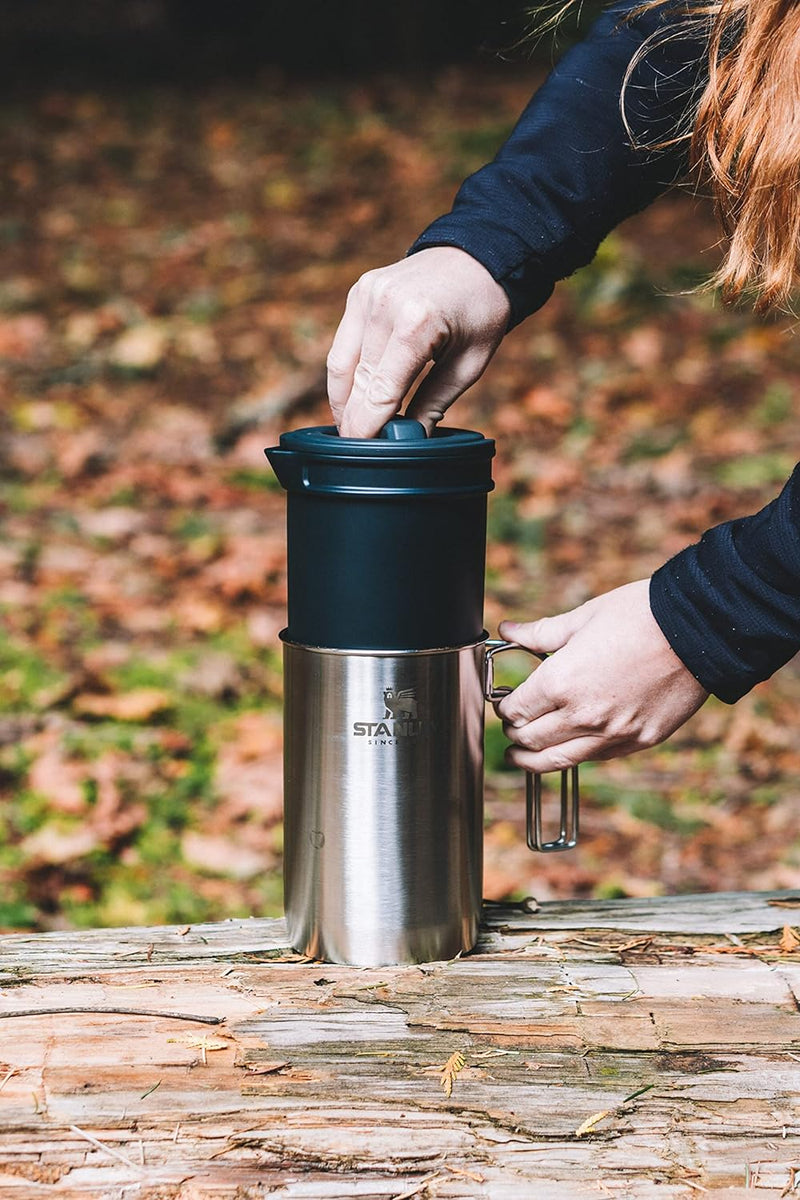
(408, 1, 800, 703)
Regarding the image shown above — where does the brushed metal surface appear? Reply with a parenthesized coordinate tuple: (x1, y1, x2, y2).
(282, 640, 485, 966)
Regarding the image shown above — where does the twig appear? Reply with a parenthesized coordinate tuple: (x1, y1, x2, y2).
(618, 937, 654, 953)
(69, 1125, 145, 1174)
(390, 1174, 444, 1200)
(218, 364, 326, 448)
(0, 1067, 18, 1093)
(446, 1165, 485, 1184)
(0, 1006, 223, 1024)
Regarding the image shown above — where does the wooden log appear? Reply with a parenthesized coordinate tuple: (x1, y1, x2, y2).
(0, 890, 799, 1197)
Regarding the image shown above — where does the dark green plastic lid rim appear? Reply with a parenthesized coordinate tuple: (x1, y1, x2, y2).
(278, 424, 494, 461)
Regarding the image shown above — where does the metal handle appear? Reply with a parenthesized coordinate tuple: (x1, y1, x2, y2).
(484, 640, 579, 853)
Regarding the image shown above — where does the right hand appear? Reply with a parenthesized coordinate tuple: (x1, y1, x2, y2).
(327, 246, 511, 438)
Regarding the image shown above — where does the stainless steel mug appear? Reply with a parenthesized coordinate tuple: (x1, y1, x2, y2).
(282, 635, 579, 966)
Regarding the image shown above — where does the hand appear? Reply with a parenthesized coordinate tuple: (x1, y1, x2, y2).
(496, 579, 709, 771)
(327, 247, 511, 438)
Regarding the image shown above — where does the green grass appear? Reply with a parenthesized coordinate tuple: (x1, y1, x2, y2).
(565, 234, 667, 321)
(0, 638, 67, 712)
(753, 382, 793, 427)
(438, 121, 511, 181)
(485, 721, 515, 774)
(714, 452, 796, 489)
(226, 467, 281, 491)
(488, 494, 545, 550)
(580, 765, 713, 836)
(623, 425, 687, 463)
(0, 891, 38, 929)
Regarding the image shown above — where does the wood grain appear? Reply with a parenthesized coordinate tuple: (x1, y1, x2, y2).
(1, 890, 799, 1197)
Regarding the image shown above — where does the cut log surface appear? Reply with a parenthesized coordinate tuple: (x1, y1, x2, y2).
(1, 890, 800, 1198)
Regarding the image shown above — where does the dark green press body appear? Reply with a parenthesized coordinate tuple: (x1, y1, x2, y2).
(265, 419, 495, 651)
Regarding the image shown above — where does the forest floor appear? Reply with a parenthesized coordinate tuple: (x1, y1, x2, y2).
(1, 65, 799, 931)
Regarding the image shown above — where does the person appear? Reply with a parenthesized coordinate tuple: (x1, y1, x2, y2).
(326, 0, 800, 773)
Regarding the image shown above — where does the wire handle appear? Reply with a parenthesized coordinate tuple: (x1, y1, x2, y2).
(484, 640, 579, 853)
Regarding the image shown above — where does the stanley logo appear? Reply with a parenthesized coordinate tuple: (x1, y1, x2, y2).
(353, 687, 424, 744)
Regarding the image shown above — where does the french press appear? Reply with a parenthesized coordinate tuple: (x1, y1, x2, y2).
(266, 418, 578, 967)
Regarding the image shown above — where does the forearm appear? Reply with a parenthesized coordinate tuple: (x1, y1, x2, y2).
(650, 466, 800, 702)
(409, 1, 709, 328)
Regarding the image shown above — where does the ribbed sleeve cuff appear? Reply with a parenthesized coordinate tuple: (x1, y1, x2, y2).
(407, 226, 555, 331)
(650, 466, 800, 703)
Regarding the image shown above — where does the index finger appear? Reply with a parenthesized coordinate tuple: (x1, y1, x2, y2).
(496, 665, 559, 727)
(327, 288, 368, 428)
(339, 339, 433, 438)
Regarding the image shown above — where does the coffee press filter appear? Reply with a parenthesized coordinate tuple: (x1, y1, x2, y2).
(266, 418, 495, 650)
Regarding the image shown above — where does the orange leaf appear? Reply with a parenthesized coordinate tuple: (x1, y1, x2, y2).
(73, 689, 172, 722)
(779, 925, 800, 953)
(439, 1050, 466, 1098)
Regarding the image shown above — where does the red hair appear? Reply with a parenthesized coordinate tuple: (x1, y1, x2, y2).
(554, 1, 800, 310)
(638, 1, 800, 312)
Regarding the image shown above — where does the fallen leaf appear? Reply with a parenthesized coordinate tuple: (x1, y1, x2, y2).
(77, 506, 146, 540)
(22, 824, 99, 865)
(109, 322, 168, 372)
(180, 831, 272, 881)
(27, 731, 87, 813)
(439, 1050, 466, 1099)
(0, 313, 48, 362)
(179, 651, 243, 699)
(167, 1034, 233, 1065)
(779, 925, 800, 953)
(73, 689, 173, 722)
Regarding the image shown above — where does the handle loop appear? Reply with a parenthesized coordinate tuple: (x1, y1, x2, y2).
(484, 640, 579, 853)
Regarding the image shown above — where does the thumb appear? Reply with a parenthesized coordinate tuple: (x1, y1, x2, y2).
(499, 604, 592, 654)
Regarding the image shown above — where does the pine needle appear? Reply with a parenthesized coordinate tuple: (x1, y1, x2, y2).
(575, 1082, 656, 1136)
(575, 1109, 613, 1137)
(69, 1125, 144, 1173)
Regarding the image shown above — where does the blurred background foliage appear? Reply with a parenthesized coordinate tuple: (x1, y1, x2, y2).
(0, 2, 799, 931)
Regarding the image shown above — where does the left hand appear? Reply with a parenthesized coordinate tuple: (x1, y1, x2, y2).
(496, 579, 709, 772)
